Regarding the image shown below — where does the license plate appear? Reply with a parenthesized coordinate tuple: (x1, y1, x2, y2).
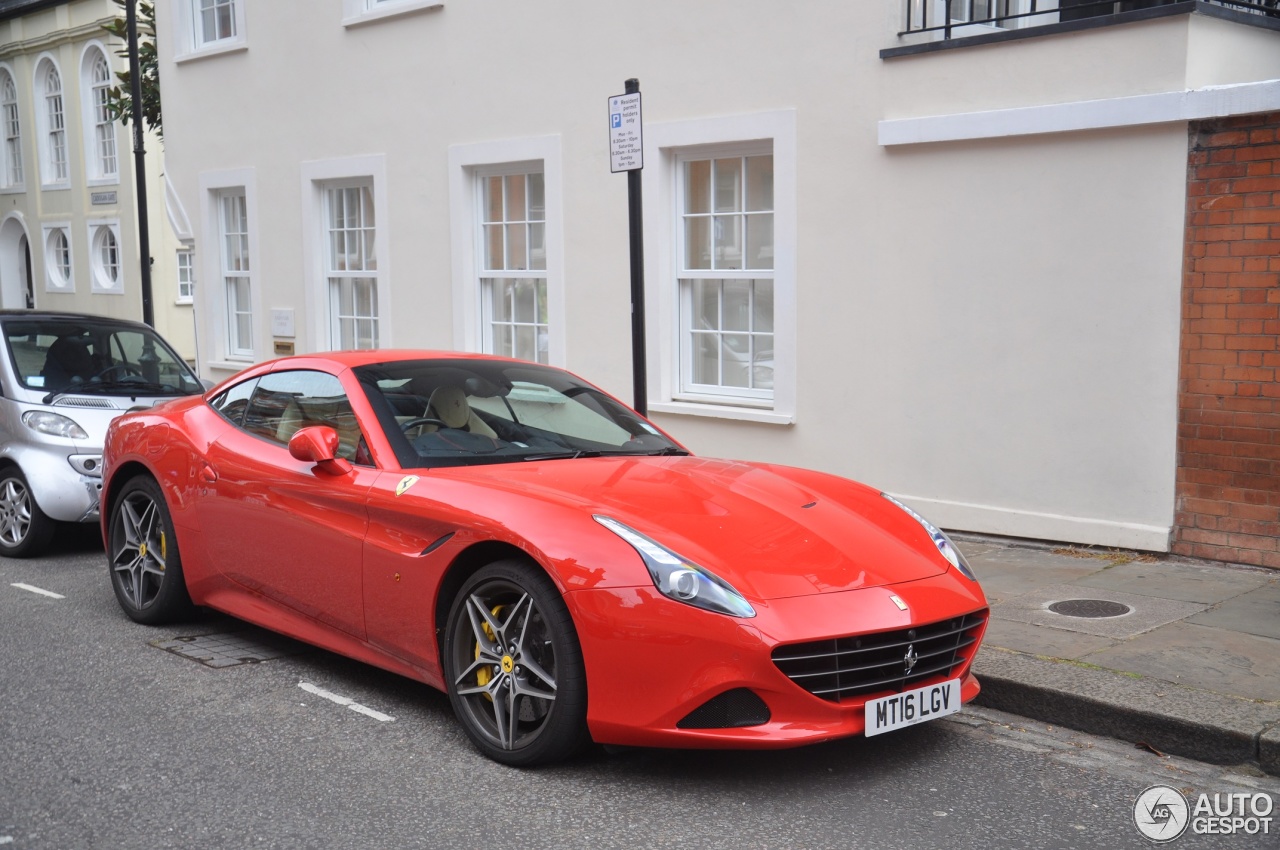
(864, 678, 961, 737)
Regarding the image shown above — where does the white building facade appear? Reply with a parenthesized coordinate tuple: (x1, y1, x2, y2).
(155, 0, 1280, 556)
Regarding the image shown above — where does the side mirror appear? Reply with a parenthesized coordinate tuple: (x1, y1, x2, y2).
(288, 425, 353, 476)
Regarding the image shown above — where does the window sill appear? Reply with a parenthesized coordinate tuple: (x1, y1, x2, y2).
(208, 358, 254, 373)
(343, 0, 442, 28)
(175, 298, 193, 306)
(175, 40, 248, 65)
(90, 286, 124, 296)
(0, 185, 25, 194)
(40, 182, 70, 192)
(648, 400, 794, 425)
(87, 177, 120, 188)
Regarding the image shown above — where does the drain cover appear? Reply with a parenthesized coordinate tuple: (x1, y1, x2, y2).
(1048, 599, 1132, 619)
(151, 631, 308, 668)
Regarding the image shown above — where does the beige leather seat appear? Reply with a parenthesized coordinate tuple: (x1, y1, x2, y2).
(426, 386, 497, 437)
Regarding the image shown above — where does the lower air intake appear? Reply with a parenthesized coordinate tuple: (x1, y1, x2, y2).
(677, 688, 771, 729)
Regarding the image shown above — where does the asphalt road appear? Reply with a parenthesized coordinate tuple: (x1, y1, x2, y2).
(2, 533, 1276, 850)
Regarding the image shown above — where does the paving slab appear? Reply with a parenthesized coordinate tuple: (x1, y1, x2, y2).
(1188, 579, 1280, 641)
(1071, 559, 1274, 604)
(982, 618, 1119, 660)
(966, 557, 1104, 604)
(973, 646, 1280, 769)
(1081, 620, 1280, 703)
(992, 583, 1208, 639)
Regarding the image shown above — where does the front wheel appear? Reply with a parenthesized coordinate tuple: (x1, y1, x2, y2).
(107, 476, 193, 624)
(444, 560, 589, 766)
(0, 466, 56, 558)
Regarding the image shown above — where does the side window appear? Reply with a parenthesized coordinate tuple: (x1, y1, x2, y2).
(209, 377, 258, 426)
(241, 370, 366, 463)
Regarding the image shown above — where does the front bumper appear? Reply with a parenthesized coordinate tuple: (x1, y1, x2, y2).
(3, 444, 103, 522)
(567, 571, 988, 749)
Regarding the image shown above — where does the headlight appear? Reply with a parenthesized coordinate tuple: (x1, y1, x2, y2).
(593, 515, 756, 618)
(22, 411, 89, 440)
(881, 493, 977, 581)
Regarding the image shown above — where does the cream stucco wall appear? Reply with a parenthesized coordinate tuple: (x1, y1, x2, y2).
(155, 0, 1280, 550)
(0, 0, 194, 359)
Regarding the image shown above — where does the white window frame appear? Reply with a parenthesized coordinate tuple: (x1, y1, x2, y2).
(448, 136, 565, 366)
(80, 43, 119, 185)
(642, 111, 796, 425)
(87, 220, 123, 294)
(42, 222, 73, 292)
(173, 0, 248, 61)
(199, 168, 260, 365)
(176, 248, 194, 304)
(0, 64, 23, 192)
(475, 165, 549, 364)
(342, 0, 443, 27)
(322, 179, 380, 350)
(301, 155, 390, 351)
(33, 56, 68, 189)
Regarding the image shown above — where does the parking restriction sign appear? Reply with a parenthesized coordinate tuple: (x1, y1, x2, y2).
(609, 91, 643, 173)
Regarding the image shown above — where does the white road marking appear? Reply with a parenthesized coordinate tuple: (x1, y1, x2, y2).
(298, 682, 395, 722)
(11, 583, 64, 599)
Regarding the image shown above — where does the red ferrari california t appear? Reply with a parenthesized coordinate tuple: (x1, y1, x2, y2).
(101, 351, 988, 765)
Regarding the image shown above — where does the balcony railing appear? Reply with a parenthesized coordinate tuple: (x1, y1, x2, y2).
(901, 0, 1280, 40)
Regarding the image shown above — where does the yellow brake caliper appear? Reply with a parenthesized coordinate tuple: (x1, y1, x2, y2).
(474, 605, 506, 700)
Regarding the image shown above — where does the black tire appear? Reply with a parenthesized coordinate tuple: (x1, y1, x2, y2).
(0, 466, 56, 558)
(444, 559, 589, 766)
(107, 476, 193, 624)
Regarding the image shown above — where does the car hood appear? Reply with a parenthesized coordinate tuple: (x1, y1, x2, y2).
(438, 456, 951, 601)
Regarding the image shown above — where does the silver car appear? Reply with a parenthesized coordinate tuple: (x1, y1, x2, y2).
(0, 311, 204, 557)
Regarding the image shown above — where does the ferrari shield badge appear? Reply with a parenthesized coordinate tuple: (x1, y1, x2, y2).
(395, 475, 420, 497)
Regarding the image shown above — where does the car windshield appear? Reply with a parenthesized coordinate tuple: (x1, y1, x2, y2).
(355, 358, 686, 468)
(3, 317, 202, 397)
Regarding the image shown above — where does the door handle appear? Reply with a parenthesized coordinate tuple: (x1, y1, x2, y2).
(199, 462, 218, 483)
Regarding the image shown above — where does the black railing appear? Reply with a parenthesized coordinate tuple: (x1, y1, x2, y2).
(902, 0, 1280, 39)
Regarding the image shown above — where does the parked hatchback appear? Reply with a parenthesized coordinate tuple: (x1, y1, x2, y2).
(0, 311, 204, 556)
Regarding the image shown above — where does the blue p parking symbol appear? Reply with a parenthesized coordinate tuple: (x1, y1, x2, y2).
(611, 113, 622, 129)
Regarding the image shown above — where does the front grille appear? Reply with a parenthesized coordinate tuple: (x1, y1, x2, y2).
(771, 610, 987, 702)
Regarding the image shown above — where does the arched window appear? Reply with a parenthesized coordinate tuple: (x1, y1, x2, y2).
(0, 69, 22, 188)
(84, 49, 118, 180)
(36, 60, 68, 185)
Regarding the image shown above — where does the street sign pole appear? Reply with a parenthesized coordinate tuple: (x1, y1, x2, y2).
(610, 79, 646, 416)
(126, 0, 154, 329)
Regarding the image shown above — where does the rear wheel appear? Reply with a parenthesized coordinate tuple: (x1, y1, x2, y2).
(107, 476, 193, 624)
(0, 467, 56, 558)
(444, 560, 589, 766)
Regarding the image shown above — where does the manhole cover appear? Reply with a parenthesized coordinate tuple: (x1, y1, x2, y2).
(1048, 599, 1132, 619)
(150, 631, 309, 668)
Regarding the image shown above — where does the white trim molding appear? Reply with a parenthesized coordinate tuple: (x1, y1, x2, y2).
(448, 135, 565, 366)
(880, 79, 1280, 146)
(641, 109, 797, 425)
(198, 167, 261, 363)
(889, 492, 1172, 552)
(300, 154, 391, 352)
(342, 0, 443, 28)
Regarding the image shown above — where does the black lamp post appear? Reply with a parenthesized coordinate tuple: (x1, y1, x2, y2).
(125, 0, 154, 330)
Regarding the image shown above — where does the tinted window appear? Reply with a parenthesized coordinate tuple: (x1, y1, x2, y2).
(240, 370, 365, 463)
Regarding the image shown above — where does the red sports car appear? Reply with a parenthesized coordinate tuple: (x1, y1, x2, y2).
(101, 351, 988, 766)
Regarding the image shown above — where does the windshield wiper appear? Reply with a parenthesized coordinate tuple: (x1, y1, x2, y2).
(641, 446, 690, 456)
(42, 380, 183, 404)
(519, 450, 605, 461)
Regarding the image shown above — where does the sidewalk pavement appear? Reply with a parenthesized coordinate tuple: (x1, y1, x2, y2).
(955, 534, 1280, 777)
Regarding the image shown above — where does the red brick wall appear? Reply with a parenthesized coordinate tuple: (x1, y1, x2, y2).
(1175, 112, 1280, 568)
